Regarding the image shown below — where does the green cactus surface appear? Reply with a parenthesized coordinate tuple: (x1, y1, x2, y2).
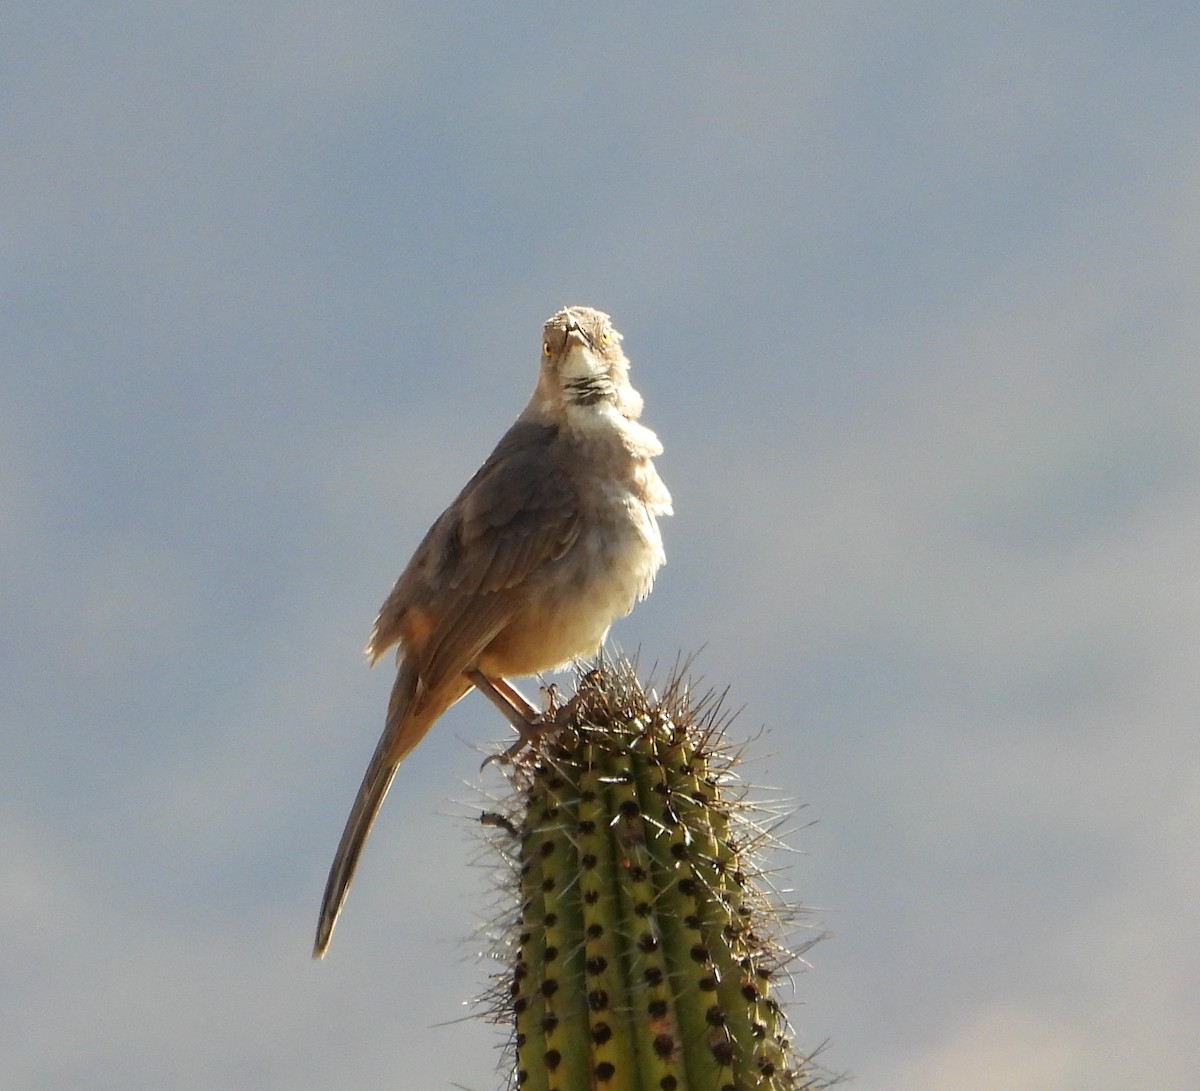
(481, 656, 829, 1091)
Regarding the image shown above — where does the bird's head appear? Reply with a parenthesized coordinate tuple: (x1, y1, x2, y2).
(534, 306, 644, 421)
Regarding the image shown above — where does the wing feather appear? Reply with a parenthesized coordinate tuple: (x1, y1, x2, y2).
(367, 419, 581, 687)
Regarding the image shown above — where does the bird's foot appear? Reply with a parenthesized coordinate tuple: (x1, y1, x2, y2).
(523, 690, 588, 744)
(473, 671, 588, 770)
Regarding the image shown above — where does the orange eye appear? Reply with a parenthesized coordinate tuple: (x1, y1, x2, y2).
(543, 341, 552, 356)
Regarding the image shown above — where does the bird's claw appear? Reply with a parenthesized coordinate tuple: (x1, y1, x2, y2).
(479, 690, 588, 770)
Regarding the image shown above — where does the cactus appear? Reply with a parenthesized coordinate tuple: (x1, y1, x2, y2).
(479, 655, 831, 1091)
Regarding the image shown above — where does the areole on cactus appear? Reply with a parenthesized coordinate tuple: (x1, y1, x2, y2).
(478, 654, 831, 1091)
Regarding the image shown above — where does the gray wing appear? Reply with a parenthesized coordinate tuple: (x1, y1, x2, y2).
(367, 421, 582, 686)
(452, 424, 581, 592)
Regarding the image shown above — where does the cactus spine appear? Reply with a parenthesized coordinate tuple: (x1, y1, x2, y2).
(485, 657, 826, 1091)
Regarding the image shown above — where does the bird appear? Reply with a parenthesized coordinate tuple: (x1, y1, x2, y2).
(313, 305, 672, 958)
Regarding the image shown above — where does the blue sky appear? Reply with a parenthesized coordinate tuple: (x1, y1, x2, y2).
(4, 4, 1198, 1088)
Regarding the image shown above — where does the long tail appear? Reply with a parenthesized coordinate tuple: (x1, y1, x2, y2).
(313, 659, 438, 959)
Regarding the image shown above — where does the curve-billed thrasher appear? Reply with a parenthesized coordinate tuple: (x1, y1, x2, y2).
(313, 305, 671, 957)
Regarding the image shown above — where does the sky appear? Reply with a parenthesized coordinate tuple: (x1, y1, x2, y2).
(3, 3, 1199, 1088)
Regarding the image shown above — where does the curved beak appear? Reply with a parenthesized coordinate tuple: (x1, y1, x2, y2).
(563, 315, 594, 350)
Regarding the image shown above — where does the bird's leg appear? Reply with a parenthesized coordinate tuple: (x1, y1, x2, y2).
(469, 670, 569, 764)
(491, 675, 543, 722)
(467, 669, 540, 731)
